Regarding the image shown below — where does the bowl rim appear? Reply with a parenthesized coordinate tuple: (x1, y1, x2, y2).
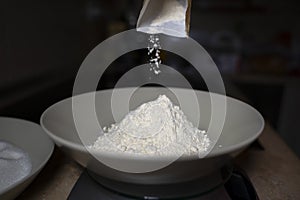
(40, 87, 264, 160)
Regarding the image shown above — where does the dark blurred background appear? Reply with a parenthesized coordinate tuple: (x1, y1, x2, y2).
(1, 0, 300, 156)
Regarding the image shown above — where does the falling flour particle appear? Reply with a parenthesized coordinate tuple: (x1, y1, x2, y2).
(0, 141, 32, 192)
(148, 35, 162, 75)
(90, 95, 210, 157)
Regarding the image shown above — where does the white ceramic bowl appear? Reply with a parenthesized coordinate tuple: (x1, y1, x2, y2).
(0, 117, 54, 200)
(41, 87, 264, 186)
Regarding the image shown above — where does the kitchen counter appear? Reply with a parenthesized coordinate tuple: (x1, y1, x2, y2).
(17, 123, 300, 200)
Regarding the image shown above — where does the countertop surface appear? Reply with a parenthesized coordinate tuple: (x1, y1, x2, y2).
(17, 124, 300, 200)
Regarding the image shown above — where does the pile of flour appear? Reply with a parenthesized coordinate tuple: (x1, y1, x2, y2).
(90, 95, 210, 156)
(148, 35, 162, 75)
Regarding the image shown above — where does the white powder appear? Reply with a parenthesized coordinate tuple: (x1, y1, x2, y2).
(150, 0, 186, 25)
(90, 95, 210, 157)
(0, 141, 32, 192)
(137, 0, 190, 38)
(148, 34, 162, 75)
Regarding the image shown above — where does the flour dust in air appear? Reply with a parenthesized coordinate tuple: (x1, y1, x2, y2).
(89, 95, 210, 157)
(148, 34, 162, 75)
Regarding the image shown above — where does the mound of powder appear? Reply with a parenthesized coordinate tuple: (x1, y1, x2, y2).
(90, 95, 210, 156)
(0, 141, 32, 192)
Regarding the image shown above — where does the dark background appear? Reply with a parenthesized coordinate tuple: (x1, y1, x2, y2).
(1, 0, 300, 155)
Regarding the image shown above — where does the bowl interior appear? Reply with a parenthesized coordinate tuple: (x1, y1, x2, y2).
(41, 87, 264, 157)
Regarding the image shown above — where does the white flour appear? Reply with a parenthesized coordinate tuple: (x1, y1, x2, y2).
(148, 35, 162, 75)
(90, 95, 210, 157)
(136, 0, 190, 38)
